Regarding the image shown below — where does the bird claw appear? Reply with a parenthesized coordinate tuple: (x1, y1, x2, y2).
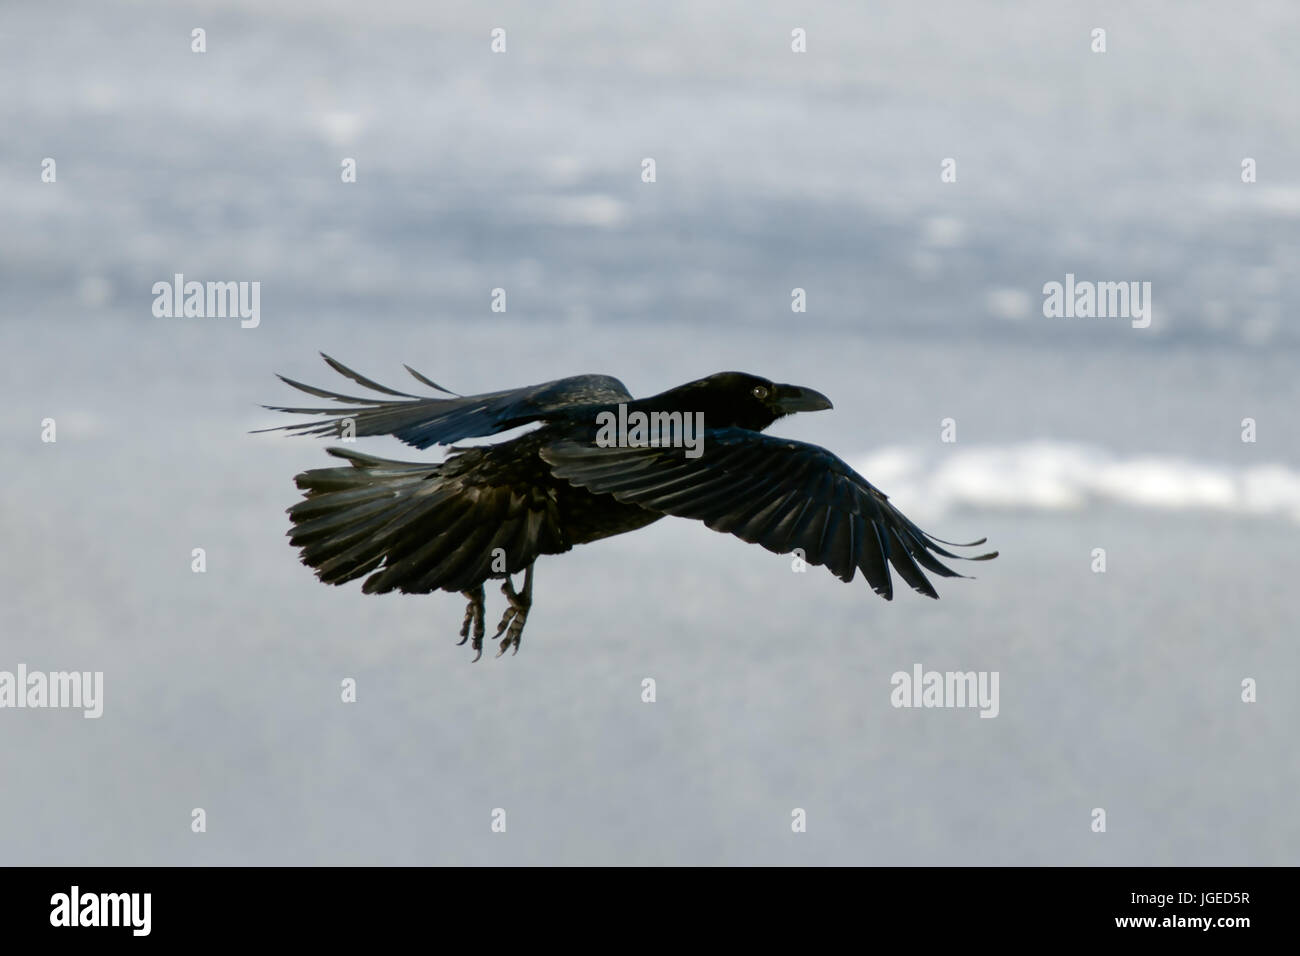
(493, 573, 532, 657)
(458, 585, 486, 661)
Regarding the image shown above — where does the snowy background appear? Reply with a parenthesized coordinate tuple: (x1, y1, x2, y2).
(1, 0, 1297, 864)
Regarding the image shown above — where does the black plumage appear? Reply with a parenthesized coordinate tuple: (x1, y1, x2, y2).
(261, 355, 996, 659)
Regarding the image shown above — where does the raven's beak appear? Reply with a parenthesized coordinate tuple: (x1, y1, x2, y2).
(774, 384, 834, 413)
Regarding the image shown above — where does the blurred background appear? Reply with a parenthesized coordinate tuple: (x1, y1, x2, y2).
(2, 0, 1297, 864)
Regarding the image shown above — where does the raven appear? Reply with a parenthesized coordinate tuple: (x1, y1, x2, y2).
(262, 355, 996, 659)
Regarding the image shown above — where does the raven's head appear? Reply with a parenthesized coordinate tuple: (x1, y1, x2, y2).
(660, 372, 834, 432)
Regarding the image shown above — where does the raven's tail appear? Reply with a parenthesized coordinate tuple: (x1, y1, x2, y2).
(285, 447, 457, 588)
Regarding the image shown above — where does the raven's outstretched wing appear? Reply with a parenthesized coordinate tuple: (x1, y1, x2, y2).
(258, 353, 633, 449)
(541, 429, 996, 599)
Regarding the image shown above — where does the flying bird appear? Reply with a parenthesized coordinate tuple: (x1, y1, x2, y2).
(261, 355, 996, 660)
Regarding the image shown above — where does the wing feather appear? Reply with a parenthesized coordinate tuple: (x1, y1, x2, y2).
(542, 429, 995, 599)
(258, 355, 633, 449)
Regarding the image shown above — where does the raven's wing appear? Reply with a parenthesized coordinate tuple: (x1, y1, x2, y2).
(541, 429, 996, 599)
(258, 353, 633, 449)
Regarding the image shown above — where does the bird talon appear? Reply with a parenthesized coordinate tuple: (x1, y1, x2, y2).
(459, 586, 486, 657)
(493, 606, 516, 641)
(488, 569, 533, 656)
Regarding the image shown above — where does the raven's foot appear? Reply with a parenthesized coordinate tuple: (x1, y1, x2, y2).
(493, 564, 534, 657)
(457, 584, 486, 662)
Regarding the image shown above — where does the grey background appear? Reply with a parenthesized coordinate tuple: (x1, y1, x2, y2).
(1, 0, 1297, 864)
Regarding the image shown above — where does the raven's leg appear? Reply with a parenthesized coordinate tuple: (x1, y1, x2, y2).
(457, 585, 487, 662)
(493, 563, 534, 657)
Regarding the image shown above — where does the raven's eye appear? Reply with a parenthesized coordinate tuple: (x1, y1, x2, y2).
(752, 386, 769, 400)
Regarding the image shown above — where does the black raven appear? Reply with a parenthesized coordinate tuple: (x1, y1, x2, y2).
(262, 355, 996, 659)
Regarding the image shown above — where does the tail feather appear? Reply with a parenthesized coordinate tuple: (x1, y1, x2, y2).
(288, 448, 447, 586)
(284, 446, 554, 594)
